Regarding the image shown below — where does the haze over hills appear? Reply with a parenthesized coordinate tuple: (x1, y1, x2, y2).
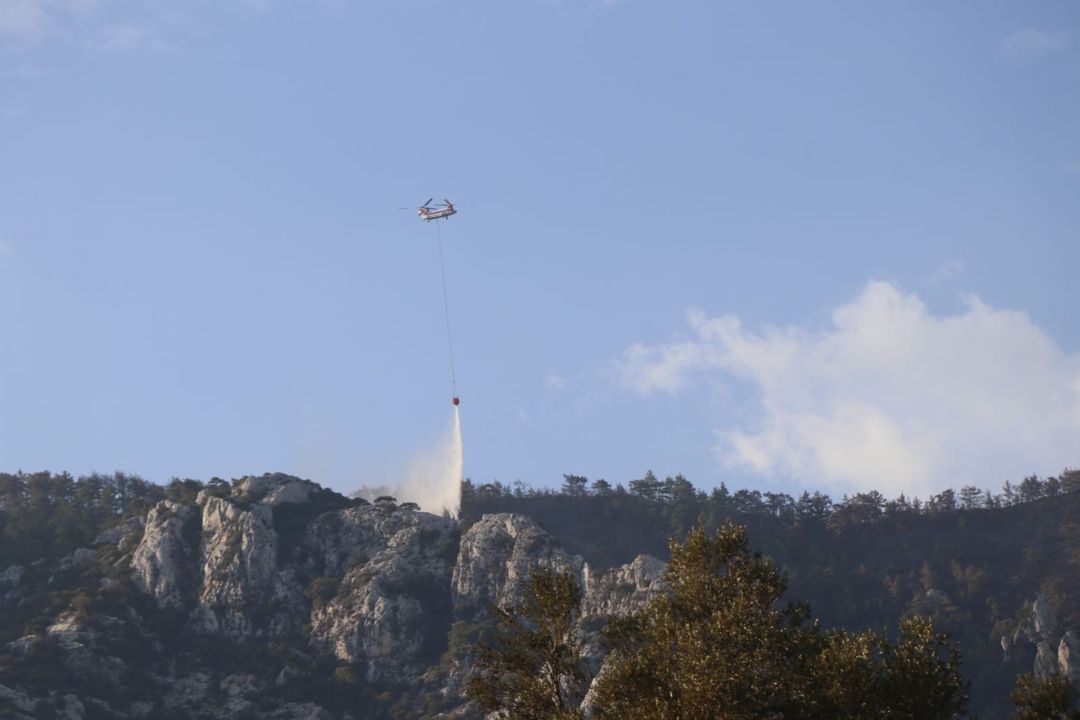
(1, 468, 1077, 718)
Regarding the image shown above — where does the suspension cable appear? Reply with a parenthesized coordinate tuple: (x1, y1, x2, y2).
(435, 219, 457, 399)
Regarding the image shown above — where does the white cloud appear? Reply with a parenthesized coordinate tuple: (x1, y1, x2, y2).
(0, 0, 51, 40)
(617, 281, 1080, 498)
(1, 0, 173, 50)
(544, 372, 568, 391)
(1002, 28, 1070, 60)
(85, 23, 164, 51)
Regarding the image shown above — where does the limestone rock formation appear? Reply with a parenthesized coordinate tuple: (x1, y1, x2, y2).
(188, 492, 299, 637)
(1035, 640, 1059, 678)
(1060, 630, 1080, 689)
(452, 513, 582, 621)
(308, 505, 458, 682)
(93, 515, 145, 548)
(130, 500, 195, 609)
(581, 553, 666, 619)
(1033, 593, 1059, 640)
(0, 564, 23, 606)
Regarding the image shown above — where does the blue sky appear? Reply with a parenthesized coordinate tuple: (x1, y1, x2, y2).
(2, 0, 1078, 500)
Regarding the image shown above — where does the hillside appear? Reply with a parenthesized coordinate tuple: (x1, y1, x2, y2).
(0, 469, 1078, 718)
(461, 470, 1080, 718)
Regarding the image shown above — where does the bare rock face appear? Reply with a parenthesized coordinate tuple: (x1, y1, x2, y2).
(130, 500, 196, 609)
(93, 515, 146, 549)
(452, 513, 582, 620)
(165, 672, 212, 711)
(1035, 640, 1060, 678)
(1033, 593, 1059, 640)
(304, 503, 427, 578)
(0, 682, 38, 715)
(1060, 630, 1080, 689)
(581, 554, 666, 619)
(267, 703, 334, 720)
(231, 473, 320, 507)
(0, 564, 23, 606)
(189, 492, 306, 638)
(309, 506, 458, 682)
(577, 553, 668, 688)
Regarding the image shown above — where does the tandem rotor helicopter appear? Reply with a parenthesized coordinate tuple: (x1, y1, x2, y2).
(417, 198, 456, 222)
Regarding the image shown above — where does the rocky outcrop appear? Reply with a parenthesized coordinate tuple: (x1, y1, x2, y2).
(267, 704, 334, 720)
(581, 554, 666, 619)
(230, 473, 319, 507)
(309, 506, 458, 682)
(1035, 640, 1059, 678)
(0, 564, 23, 606)
(452, 513, 582, 620)
(188, 493, 300, 637)
(93, 516, 145, 549)
(0, 683, 37, 716)
(130, 500, 195, 609)
(1033, 593, 1058, 640)
(1060, 630, 1080, 688)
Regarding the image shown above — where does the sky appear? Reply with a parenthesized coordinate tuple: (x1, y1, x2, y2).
(1, 0, 1078, 502)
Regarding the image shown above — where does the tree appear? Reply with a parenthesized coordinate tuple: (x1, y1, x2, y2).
(927, 488, 957, 514)
(796, 490, 833, 523)
(731, 488, 765, 515)
(959, 485, 982, 510)
(561, 475, 589, 497)
(591, 524, 968, 720)
(628, 471, 661, 502)
(593, 524, 819, 719)
(466, 566, 588, 720)
(1061, 469, 1080, 495)
(763, 491, 796, 523)
(813, 617, 967, 720)
(1010, 673, 1080, 719)
(1018, 475, 1045, 504)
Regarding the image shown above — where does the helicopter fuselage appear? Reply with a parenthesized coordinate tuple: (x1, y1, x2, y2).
(419, 206, 456, 221)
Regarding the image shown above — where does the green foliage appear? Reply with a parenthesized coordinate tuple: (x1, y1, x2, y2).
(0, 471, 163, 568)
(466, 566, 588, 720)
(1010, 673, 1080, 720)
(814, 617, 969, 720)
(592, 524, 969, 720)
(593, 524, 819, 719)
(333, 665, 358, 684)
(462, 470, 1080, 718)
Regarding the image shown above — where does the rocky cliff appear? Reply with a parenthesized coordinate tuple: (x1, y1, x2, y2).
(0, 474, 662, 719)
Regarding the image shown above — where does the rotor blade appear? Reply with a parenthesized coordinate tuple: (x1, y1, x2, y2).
(423, 198, 433, 207)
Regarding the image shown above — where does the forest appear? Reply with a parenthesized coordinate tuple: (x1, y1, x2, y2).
(461, 468, 1080, 718)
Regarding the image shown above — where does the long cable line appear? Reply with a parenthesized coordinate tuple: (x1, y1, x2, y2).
(435, 219, 457, 401)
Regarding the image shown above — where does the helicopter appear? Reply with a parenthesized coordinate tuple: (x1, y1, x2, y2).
(417, 198, 457, 222)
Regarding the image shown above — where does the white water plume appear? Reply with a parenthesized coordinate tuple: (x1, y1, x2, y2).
(394, 406, 463, 517)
